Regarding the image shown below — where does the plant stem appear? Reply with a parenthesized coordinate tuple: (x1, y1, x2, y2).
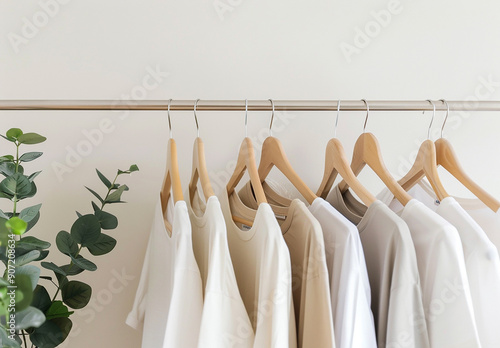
(100, 173, 119, 210)
(21, 330, 28, 348)
(51, 286, 61, 302)
(15, 143, 19, 173)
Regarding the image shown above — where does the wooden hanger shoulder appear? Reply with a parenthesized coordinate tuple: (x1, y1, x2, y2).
(258, 136, 317, 205)
(436, 138, 500, 212)
(339, 133, 412, 206)
(160, 138, 184, 233)
(189, 137, 215, 203)
(227, 137, 267, 204)
(317, 138, 376, 205)
(398, 139, 449, 200)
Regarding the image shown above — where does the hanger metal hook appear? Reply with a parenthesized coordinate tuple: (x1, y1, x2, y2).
(194, 99, 200, 138)
(167, 99, 173, 139)
(439, 99, 450, 138)
(244, 99, 248, 138)
(268, 99, 275, 137)
(361, 99, 369, 133)
(334, 100, 341, 138)
(424, 99, 436, 140)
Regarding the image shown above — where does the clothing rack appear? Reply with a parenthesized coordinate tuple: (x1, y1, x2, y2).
(1, 100, 500, 111)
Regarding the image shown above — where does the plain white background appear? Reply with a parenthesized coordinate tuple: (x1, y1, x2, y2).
(1, 0, 500, 346)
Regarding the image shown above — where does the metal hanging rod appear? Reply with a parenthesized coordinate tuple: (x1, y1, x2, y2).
(1, 100, 500, 111)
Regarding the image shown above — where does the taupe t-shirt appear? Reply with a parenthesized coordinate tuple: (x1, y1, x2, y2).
(327, 186, 429, 348)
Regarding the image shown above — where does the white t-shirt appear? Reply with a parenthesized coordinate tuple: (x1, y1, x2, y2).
(238, 183, 336, 348)
(219, 190, 297, 348)
(417, 179, 500, 256)
(388, 181, 500, 347)
(126, 196, 203, 348)
(188, 191, 255, 348)
(240, 181, 377, 348)
(378, 188, 481, 348)
(328, 186, 430, 348)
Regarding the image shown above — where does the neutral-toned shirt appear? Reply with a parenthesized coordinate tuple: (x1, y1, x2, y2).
(328, 186, 429, 348)
(385, 181, 500, 348)
(126, 196, 203, 348)
(419, 179, 500, 256)
(219, 190, 297, 348)
(188, 191, 254, 348)
(378, 187, 481, 348)
(238, 183, 336, 348)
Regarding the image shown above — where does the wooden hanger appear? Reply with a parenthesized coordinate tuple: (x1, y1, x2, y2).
(434, 100, 500, 211)
(226, 100, 267, 226)
(317, 101, 376, 205)
(435, 138, 500, 211)
(188, 100, 215, 204)
(160, 101, 184, 233)
(338, 100, 412, 206)
(398, 100, 449, 200)
(257, 99, 317, 205)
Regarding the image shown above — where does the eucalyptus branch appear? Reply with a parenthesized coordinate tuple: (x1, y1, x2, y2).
(100, 173, 119, 211)
(0, 128, 138, 348)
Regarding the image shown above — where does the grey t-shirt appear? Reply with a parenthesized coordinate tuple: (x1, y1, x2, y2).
(327, 186, 429, 348)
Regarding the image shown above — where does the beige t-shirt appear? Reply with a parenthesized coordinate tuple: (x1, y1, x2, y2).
(240, 181, 377, 348)
(219, 190, 297, 348)
(238, 184, 336, 348)
(328, 186, 429, 348)
(188, 191, 254, 348)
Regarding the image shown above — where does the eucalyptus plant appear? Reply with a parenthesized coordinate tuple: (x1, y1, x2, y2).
(0, 128, 138, 348)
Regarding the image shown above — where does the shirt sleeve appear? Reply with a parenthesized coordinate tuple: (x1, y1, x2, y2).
(126, 230, 153, 329)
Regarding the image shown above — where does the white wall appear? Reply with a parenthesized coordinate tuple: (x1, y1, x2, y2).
(1, 0, 500, 346)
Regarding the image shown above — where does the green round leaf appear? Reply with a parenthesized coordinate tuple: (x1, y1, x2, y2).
(6, 217, 27, 235)
(69, 255, 97, 271)
(56, 231, 78, 256)
(16, 235, 50, 250)
(0, 173, 32, 197)
(31, 285, 52, 313)
(19, 151, 43, 163)
(62, 281, 92, 309)
(15, 249, 41, 266)
(59, 263, 84, 276)
(18, 181, 36, 200)
(15, 306, 45, 330)
(17, 132, 46, 145)
(19, 203, 42, 223)
(0, 162, 23, 178)
(45, 301, 74, 320)
(29, 317, 72, 347)
(15, 265, 40, 291)
(105, 185, 129, 203)
(87, 233, 117, 256)
(6, 128, 23, 139)
(41, 262, 67, 277)
(94, 210, 118, 230)
(34, 249, 49, 261)
(70, 214, 101, 247)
